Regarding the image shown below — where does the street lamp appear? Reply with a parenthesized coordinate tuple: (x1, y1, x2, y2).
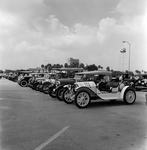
(123, 41, 131, 71)
(120, 48, 126, 71)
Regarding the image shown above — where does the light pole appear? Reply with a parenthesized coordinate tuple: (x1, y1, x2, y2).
(123, 41, 131, 71)
(120, 47, 126, 71)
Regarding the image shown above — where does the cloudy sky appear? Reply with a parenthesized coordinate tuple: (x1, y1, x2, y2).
(0, 0, 146, 72)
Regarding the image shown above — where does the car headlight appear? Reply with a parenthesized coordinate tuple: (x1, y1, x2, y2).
(64, 84, 72, 90)
(118, 83, 125, 91)
(56, 81, 61, 86)
(42, 80, 45, 84)
(74, 84, 79, 91)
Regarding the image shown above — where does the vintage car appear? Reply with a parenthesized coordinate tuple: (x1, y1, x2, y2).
(37, 73, 57, 93)
(62, 70, 136, 108)
(48, 67, 83, 100)
(28, 72, 44, 89)
(134, 74, 147, 91)
(28, 72, 50, 90)
(7, 73, 18, 82)
(17, 71, 33, 87)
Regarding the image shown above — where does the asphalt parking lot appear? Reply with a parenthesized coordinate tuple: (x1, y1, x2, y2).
(0, 78, 147, 150)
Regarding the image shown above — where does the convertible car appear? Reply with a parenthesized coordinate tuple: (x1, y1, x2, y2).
(62, 70, 136, 108)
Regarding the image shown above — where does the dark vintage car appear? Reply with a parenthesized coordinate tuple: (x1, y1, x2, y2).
(18, 75, 32, 87)
(37, 73, 57, 94)
(134, 74, 147, 91)
(17, 71, 33, 87)
(28, 73, 49, 90)
(48, 68, 83, 100)
(8, 74, 18, 82)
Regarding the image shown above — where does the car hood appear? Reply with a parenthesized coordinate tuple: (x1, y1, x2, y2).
(58, 78, 75, 84)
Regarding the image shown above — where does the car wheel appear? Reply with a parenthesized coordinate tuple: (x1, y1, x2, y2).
(20, 80, 28, 87)
(42, 83, 50, 94)
(35, 84, 39, 91)
(48, 87, 56, 98)
(63, 88, 74, 104)
(75, 91, 91, 108)
(123, 89, 136, 104)
(38, 85, 43, 92)
(56, 88, 64, 101)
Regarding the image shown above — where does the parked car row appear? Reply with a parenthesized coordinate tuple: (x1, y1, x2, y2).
(2, 73, 18, 82)
(16, 68, 137, 108)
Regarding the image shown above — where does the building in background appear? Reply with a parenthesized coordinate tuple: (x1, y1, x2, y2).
(67, 58, 79, 66)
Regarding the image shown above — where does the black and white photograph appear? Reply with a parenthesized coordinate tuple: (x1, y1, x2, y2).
(0, 0, 147, 150)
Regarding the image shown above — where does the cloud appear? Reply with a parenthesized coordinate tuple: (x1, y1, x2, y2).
(0, 0, 50, 21)
(97, 17, 116, 44)
(96, 0, 146, 71)
(0, 0, 146, 71)
(97, 8, 146, 44)
(115, 0, 146, 16)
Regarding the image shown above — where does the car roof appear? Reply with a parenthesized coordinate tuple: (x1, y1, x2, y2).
(30, 72, 51, 74)
(51, 68, 83, 71)
(75, 70, 112, 75)
(18, 71, 33, 73)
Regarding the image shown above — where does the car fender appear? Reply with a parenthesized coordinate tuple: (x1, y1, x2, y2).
(63, 84, 72, 90)
(119, 86, 135, 99)
(43, 81, 49, 84)
(64, 84, 69, 88)
(76, 87, 101, 100)
(43, 81, 51, 85)
(56, 85, 64, 92)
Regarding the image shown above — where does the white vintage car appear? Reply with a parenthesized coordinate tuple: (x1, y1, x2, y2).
(62, 70, 136, 108)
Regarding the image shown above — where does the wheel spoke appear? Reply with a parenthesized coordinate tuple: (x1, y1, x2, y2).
(77, 92, 90, 107)
(126, 91, 135, 103)
(65, 91, 71, 101)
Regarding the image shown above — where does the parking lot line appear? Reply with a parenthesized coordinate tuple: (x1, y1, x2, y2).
(34, 126, 70, 150)
(0, 98, 32, 102)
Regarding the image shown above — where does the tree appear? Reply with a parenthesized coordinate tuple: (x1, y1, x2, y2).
(86, 64, 97, 71)
(98, 65, 103, 70)
(46, 63, 52, 72)
(41, 64, 44, 72)
(69, 62, 79, 68)
(97, 65, 101, 70)
(52, 64, 62, 68)
(106, 66, 110, 71)
(41, 64, 44, 68)
(79, 63, 85, 69)
(125, 70, 128, 73)
(64, 63, 69, 68)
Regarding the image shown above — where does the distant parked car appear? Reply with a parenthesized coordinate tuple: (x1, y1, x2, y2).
(38, 73, 57, 94)
(134, 74, 147, 91)
(17, 71, 33, 87)
(28, 72, 50, 90)
(18, 75, 32, 87)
